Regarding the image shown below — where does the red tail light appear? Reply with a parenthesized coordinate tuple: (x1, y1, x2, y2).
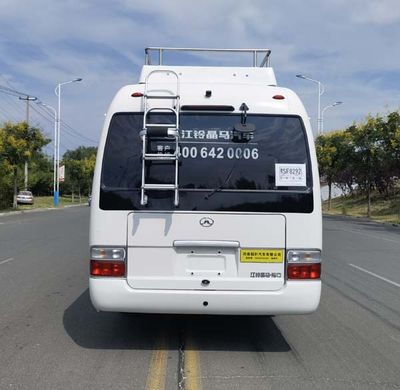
(90, 260, 126, 277)
(287, 263, 321, 279)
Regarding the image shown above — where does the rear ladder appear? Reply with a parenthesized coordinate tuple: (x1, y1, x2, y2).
(140, 70, 180, 206)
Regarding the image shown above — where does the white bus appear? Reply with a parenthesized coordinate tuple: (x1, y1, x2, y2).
(89, 47, 322, 315)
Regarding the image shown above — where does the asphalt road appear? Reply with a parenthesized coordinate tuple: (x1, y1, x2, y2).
(0, 208, 399, 390)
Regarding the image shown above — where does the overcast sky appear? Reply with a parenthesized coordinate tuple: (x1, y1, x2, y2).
(0, 0, 399, 155)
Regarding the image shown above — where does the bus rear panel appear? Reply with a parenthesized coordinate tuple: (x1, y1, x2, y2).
(89, 48, 322, 315)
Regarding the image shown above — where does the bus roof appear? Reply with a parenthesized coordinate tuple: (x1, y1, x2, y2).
(107, 47, 309, 119)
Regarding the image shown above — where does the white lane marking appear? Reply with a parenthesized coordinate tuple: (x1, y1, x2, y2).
(349, 263, 400, 288)
(337, 228, 400, 245)
(0, 257, 14, 265)
(389, 334, 400, 344)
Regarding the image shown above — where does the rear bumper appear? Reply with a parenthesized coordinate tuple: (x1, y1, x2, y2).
(89, 278, 321, 315)
(17, 199, 33, 204)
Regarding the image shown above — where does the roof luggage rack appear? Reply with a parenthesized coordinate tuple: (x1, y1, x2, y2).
(144, 47, 271, 68)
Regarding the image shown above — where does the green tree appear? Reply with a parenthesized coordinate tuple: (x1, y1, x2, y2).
(378, 111, 400, 196)
(0, 158, 13, 209)
(29, 152, 53, 196)
(316, 110, 400, 219)
(347, 116, 386, 218)
(82, 152, 96, 194)
(316, 130, 353, 210)
(62, 146, 97, 200)
(0, 122, 50, 208)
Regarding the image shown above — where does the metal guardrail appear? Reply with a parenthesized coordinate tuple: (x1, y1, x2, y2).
(144, 47, 271, 67)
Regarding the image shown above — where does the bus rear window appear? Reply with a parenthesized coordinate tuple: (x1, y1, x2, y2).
(100, 113, 313, 212)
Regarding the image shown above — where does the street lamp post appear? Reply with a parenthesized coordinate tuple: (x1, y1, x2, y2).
(296, 74, 325, 135)
(54, 78, 82, 206)
(38, 102, 57, 206)
(321, 101, 343, 134)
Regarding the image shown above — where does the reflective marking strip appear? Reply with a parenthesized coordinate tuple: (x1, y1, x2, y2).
(0, 257, 14, 265)
(349, 263, 400, 288)
(145, 334, 168, 390)
(185, 336, 201, 390)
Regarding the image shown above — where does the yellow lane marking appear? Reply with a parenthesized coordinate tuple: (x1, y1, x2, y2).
(184, 336, 202, 390)
(145, 334, 168, 390)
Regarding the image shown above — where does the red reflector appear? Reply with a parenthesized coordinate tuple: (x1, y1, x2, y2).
(90, 260, 125, 277)
(287, 263, 321, 279)
(273, 95, 285, 100)
(131, 92, 143, 97)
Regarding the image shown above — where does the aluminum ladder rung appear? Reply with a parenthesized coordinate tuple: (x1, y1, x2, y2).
(143, 184, 176, 190)
(145, 123, 177, 128)
(143, 153, 177, 160)
(145, 95, 180, 99)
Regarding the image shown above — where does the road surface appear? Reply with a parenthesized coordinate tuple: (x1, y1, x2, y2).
(0, 208, 399, 389)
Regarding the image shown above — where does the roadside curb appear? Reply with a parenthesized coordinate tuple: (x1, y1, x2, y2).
(323, 213, 399, 228)
(0, 203, 86, 218)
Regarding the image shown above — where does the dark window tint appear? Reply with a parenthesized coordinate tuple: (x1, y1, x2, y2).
(100, 113, 313, 212)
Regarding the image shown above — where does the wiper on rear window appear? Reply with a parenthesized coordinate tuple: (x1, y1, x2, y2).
(204, 165, 235, 200)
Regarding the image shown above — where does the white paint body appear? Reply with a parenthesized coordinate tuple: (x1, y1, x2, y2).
(90, 64, 322, 315)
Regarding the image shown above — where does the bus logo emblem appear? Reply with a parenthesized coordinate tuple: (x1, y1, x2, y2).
(200, 217, 214, 227)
